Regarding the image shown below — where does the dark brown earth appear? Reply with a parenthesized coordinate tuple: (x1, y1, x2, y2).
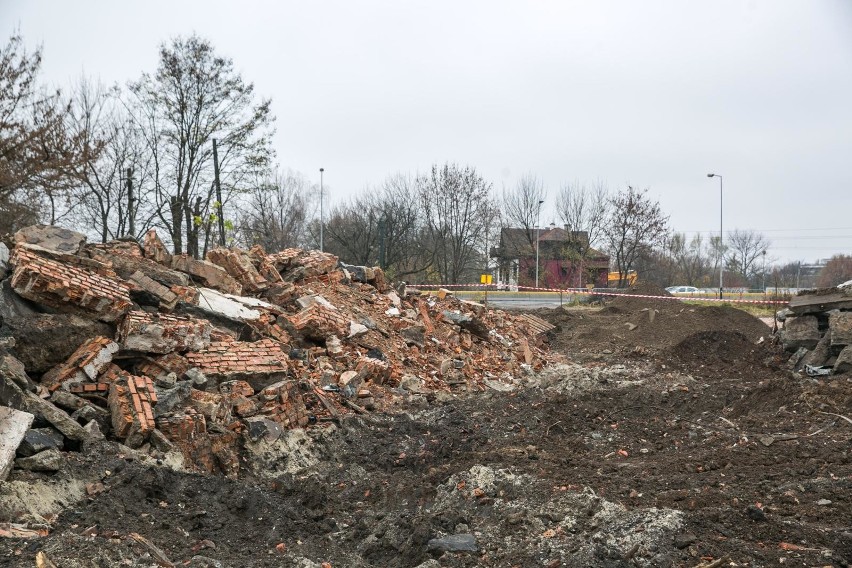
(1, 297, 850, 568)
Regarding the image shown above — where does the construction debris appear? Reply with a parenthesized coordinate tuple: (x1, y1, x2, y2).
(781, 282, 852, 375)
(0, 224, 554, 477)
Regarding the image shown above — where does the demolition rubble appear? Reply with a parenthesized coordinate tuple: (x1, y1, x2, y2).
(779, 279, 852, 376)
(0, 225, 554, 480)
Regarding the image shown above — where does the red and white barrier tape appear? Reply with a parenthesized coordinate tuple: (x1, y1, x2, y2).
(406, 284, 788, 305)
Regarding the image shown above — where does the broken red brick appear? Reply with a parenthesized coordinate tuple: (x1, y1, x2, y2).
(287, 303, 348, 341)
(41, 336, 120, 392)
(108, 375, 157, 442)
(185, 339, 289, 390)
(11, 246, 132, 322)
(143, 229, 172, 265)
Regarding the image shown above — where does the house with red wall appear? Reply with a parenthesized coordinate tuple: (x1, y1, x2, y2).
(490, 226, 610, 289)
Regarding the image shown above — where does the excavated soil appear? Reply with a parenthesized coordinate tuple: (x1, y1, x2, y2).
(1, 298, 850, 568)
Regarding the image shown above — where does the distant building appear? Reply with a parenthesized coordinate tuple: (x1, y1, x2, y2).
(490, 226, 610, 289)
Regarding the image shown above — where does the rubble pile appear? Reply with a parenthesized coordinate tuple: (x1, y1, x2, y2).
(0, 225, 554, 478)
(778, 279, 852, 376)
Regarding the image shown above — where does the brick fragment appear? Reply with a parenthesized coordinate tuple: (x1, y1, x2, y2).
(206, 248, 269, 293)
(143, 229, 172, 265)
(41, 336, 119, 392)
(185, 339, 289, 390)
(127, 271, 179, 310)
(108, 375, 157, 444)
(10, 246, 132, 322)
(288, 303, 349, 341)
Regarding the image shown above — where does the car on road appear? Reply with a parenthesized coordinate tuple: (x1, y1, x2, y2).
(665, 285, 700, 295)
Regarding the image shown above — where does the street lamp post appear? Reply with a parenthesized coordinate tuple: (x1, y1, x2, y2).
(319, 168, 324, 252)
(535, 199, 544, 289)
(762, 250, 767, 292)
(707, 173, 723, 299)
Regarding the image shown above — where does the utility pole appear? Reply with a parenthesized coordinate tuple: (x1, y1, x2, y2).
(126, 167, 135, 237)
(378, 216, 386, 269)
(319, 168, 324, 252)
(213, 139, 226, 247)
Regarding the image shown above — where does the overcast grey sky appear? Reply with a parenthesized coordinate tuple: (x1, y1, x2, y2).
(3, 0, 851, 263)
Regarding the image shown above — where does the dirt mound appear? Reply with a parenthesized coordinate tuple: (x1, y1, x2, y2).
(541, 302, 771, 357)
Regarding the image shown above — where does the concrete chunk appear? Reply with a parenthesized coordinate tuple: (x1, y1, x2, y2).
(781, 316, 821, 352)
(17, 428, 64, 457)
(835, 345, 852, 374)
(15, 447, 62, 472)
(14, 225, 86, 255)
(0, 406, 35, 481)
(829, 311, 852, 347)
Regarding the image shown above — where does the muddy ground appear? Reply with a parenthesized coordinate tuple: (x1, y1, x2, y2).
(1, 298, 850, 568)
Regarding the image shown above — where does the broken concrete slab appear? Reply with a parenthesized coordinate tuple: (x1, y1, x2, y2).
(16, 427, 64, 457)
(0, 406, 35, 481)
(14, 447, 62, 472)
(40, 336, 119, 391)
(22, 391, 91, 443)
(781, 316, 821, 352)
(171, 254, 242, 295)
(14, 225, 86, 255)
(11, 246, 132, 322)
(789, 290, 852, 315)
(194, 288, 263, 321)
(828, 311, 852, 347)
(119, 311, 212, 354)
(0, 314, 113, 374)
(154, 381, 193, 418)
(0, 279, 39, 321)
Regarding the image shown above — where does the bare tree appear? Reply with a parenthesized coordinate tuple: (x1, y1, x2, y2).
(236, 169, 314, 251)
(502, 173, 546, 246)
(556, 180, 610, 286)
(725, 229, 771, 283)
(816, 254, 852, 288)
(666, 233, 713, 286)
(64, 77, 156, 242)
(0, 32, 86, 228)
(321, 174, 433, 279)
(129, 34, 275, 257)
(604, 186, 670, 286)
(418, 163, 495, 284)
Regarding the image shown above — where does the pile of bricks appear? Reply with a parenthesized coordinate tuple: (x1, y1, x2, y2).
(1, 224, 557, 478)
(10, 246, 132, 322)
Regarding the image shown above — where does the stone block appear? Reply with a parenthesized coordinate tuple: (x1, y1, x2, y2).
(16, 428, 63, 457)
(781, 316, 821, 351)
(829, 311, 852, 347)
(15, 447, 62, 472)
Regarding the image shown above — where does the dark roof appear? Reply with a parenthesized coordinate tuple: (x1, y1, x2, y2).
(495, 227, 608, 260)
